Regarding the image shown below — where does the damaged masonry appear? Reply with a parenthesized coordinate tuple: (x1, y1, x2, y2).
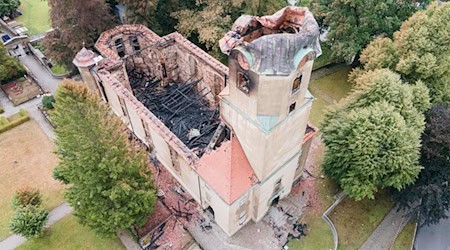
(73, 5, 320, 248)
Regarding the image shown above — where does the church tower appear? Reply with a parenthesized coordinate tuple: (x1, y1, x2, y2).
(218, 7, 321, 215)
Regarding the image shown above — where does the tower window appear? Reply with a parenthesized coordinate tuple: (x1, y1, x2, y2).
(130, 35, 140, 51)
(114, 38, 125, 57)
(289, 102, 296, 113)
(115, 38, 125, 57)
(292, 74, 302, 93)
(161, 63, 167, 78)
(237, 72, 250, 94)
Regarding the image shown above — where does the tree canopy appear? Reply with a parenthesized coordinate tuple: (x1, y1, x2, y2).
(310, 0, 416, 61)
(395, 102, 450, 226)
(44, 0, 115, 67)
(0, 44, 26, 84)
(357, 2, 450, 103)
(0, 0, 20, 18)
(118, 0, 196, 36)
(172, 0, 285, 58)
(321, 69, 429, 200)
(52, 80, 156, 236)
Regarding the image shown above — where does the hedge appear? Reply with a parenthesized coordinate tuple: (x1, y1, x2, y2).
(0, 109, 30, 133)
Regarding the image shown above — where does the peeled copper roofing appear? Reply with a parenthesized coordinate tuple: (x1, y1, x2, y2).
(219, 6, 321, 75)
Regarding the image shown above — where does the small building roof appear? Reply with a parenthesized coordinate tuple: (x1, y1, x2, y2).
(197, 134, 258, 205)
(72, 47, 99, 68)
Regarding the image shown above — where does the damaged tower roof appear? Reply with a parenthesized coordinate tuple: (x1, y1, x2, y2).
(219, 6, 321, 75)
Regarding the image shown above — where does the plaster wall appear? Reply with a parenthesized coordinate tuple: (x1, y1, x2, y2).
(220, 97, 312, 180)
(79, 67, 100, 95)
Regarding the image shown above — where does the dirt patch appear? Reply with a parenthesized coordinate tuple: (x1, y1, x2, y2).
(1, 77, 42, 106)
(0, 120, 63, 240)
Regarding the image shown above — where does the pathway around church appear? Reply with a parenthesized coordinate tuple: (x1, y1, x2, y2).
(359, 205, 411, 250)
(0, 203, 73, 250)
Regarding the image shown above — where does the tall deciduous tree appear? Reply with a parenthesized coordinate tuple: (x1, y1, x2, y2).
(172, 0, 285, 58)
(0, 0, 20, 18)
(395, 102, 450, 226)
(44, 0, 115, 67)
(310, 0, 416, 62)
(52, 80, 156, 236)
(118, 0, 196, 36)
(117, 0, 158, 26)
(322, 69, 430, 200)
(357, 3, 450, 103)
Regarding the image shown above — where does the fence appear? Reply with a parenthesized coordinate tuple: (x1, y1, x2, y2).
(322, 192, 346, 250)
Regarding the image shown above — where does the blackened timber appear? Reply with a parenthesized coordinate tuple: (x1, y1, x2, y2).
(129, 71, 221, 156)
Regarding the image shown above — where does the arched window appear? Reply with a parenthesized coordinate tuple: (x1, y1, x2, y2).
(129, 35, 140, 51)
(114, 38, 125, 57)
(189, 56, 197, 76)
(237, 72, 250, 94)
(292, 74, 302, 93)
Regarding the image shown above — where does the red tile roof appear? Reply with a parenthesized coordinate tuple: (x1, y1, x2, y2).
(197, 134, 258, 205)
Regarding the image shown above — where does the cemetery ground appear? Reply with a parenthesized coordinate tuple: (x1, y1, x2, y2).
(15, 0, 51, 35)
(0, 120, 63, 240)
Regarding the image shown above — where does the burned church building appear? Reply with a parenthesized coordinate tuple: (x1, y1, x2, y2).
(73, 6, 320, 236)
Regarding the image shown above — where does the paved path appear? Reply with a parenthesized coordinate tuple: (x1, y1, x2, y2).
(0, 47, 61, 140)
(0, 91, 55, 140)
(117, 230, 142, 250)
(0, 203, 73, 250)
(414, 211, 450, 250)
(360, 206, 411, 250)
(18, 52, 61, 93)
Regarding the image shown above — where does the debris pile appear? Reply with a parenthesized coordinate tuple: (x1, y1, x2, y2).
(138, 160, 201, 250)
(129, 71, 220, 156)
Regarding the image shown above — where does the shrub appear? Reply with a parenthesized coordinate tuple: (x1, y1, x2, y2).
(12, 187, 43, 209)
(0, 110, 30, 134)
(9, 206, 48, 238)
(42, 95, 56, 109)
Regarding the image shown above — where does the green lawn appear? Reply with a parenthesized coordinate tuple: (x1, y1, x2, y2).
(288, 142, 339, 250)
(15, 0, 51, 35)
(17, 215, 125, 250)
(50, 64, 68, 75)
(0, 121, 64, 240)
(309, 66, 353, 125)
(289, 65, 353, 249)
(330, 191, 395, 250)
(391, 222, 416, 250)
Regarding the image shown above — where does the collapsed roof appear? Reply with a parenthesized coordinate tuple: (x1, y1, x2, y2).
(219, 6, 321, 75)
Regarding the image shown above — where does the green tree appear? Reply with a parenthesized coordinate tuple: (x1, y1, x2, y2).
(173, 0, 285, 59)
(44, 0, 115, 68)
(42, 95, 56, 110)
(322, 69, 429, 200)
(395, 102, 450, 226)
(51, 80, 156, 236)
(12, 187, 43, 209)
(358, 2, 450, 103)
(118, 0, 197, 36)
(311, 0, 416, 61)
(117, 0, 158, 26)
(0, 44, 26, 84)
(0, 0, 20, 18)
(9, 206, 48, 238)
